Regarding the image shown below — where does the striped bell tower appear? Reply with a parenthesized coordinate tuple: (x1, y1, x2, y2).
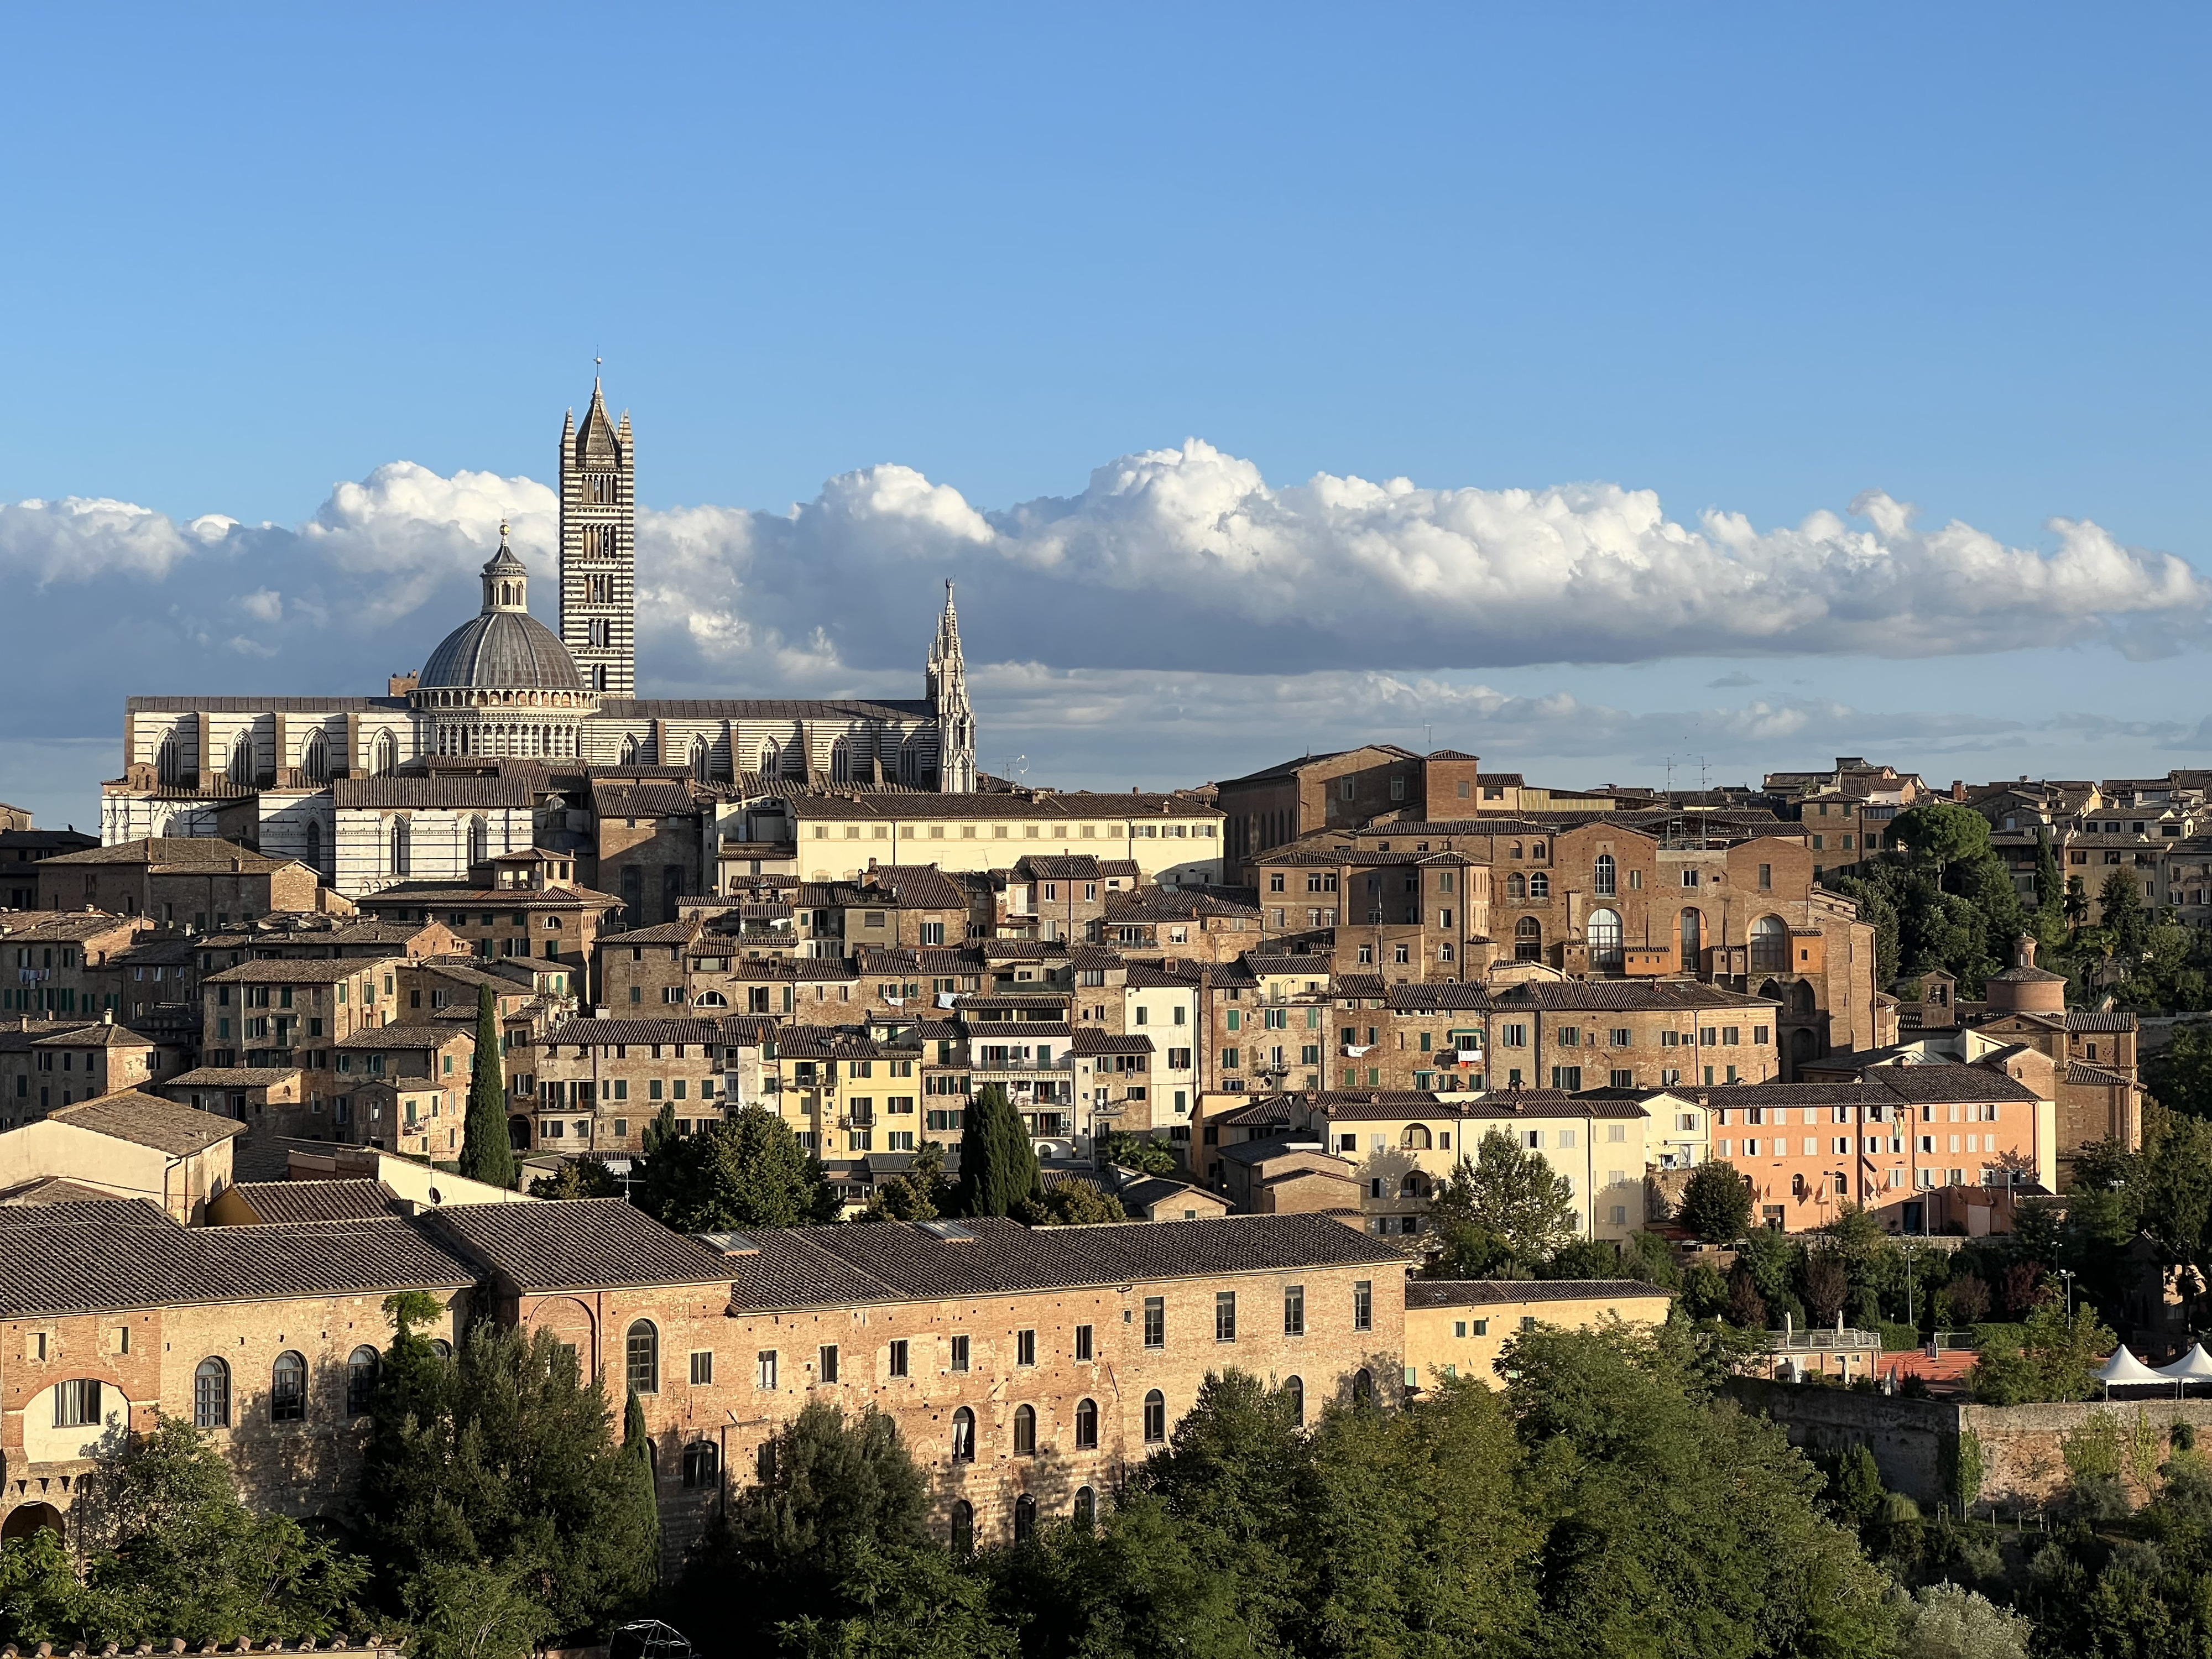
(559, 377, 636, 695)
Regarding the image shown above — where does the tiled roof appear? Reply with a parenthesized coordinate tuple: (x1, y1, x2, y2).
(775, 1027, 924, 1059)
(1704, 1066, 2041, 1109)
(1488, 981, 1777, 1012)
(220, 1179, 397, 1224)
(0, 911, 139, 941)
(24, 1022, 154, 1050)
(335, 1022, 471, 1050)
(845, 867, 971, 909)
(1071, 1030, 1154, 1056)
(425, 1198, 739, 1291)
(2064, 1010, 2137, 1032)
(602, 696, 932, 722)
(540, 1018, 729, 1047)
(1212, 1094, 1296, 1129)
(2065, 1062, 2137, 1087)
(957, 994, 1071, 1013)
(163, 1066, 302, 1087)
(591, 781, 703, 820)
(332, 776, 534, 810)
(1386, 983, 1493, 1011)
(0, 1212, 476, 1317)
(964, 1021, 1071, 1039)
(1018, 854, 1104, 880)
(46, 1091, 245, 1154)
(1104, 889, 1261, 922)
(1406, 1278, 1673, 1309)
(206, 958, 393, 983)
(600, 922, 703, 946)
(37, 837, 291, 871)
(353, 882, 620, 909)
(724, 1213, 1404, 1313)
(0, 1177, 142, 1206)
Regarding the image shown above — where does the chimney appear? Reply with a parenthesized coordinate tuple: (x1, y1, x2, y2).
(1950, 780, 1965, 802)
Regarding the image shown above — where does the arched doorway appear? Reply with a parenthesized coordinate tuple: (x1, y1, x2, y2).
(508, 1115, 531, 1150)
(2, 1503, 62, 1543)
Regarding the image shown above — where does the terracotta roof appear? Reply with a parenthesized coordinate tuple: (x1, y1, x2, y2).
(2064, 1010, 2137, 1032)
(1071, 1030, 1155, 1056)
(334, 1022, 471, 1050)
(724, 1213, 1404, 1313)
(2065, 1061, 2136, 1087)
(787, 790, 1222, 823)
(206, 957, 394, 983)
(163, 1066, 302, 1087)
(592, 781, 704, 820)
(0, 1212, 475, 1317)
(333, 776, 535, 810)
(218, 1178, 397, 1224)
(425, 1198, 738, 1291)
(35, 837, 293, 872)
(354, 882, 620, 909)
(46, 1091, 245, 1154)
(1406, 1278, 1673, 1308)
(540, 1018, 730, 1047)
(22, 1022, 154, 1050)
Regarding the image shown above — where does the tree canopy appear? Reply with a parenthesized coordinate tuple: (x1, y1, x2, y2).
(1423, 1129, 1578, 1276)
(457, 983, 518, 1189)
(955, 1084, 1040, 1217)
(1676, 1159, 1755, 1243)
(635, 1104, 839, 1232)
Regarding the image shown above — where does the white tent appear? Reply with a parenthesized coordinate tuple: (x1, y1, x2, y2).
(2096, 1345, 2169, 1395)
(2154, 1344, 2212, 1393)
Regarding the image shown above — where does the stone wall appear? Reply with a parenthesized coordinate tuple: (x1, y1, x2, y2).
(1728, 1377, 2212, 1507)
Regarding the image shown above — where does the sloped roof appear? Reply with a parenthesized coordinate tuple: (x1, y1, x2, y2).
(46, 1091, 244, 1154)
(218, 1179, 398, 1225)
(425, 1197, 738, 1291)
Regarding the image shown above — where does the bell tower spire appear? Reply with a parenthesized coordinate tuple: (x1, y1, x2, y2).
(926, 579, 974, 793)
(559, 367, 636, 696)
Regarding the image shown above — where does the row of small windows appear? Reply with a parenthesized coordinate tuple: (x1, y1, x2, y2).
(948, 1490, 1095, 1550)
(189, 1343, 446, 1428)
(159, 727, 396, 786)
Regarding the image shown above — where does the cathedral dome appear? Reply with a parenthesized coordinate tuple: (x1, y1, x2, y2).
(419, 609, 584, 691)
(416, 526, 585, 692)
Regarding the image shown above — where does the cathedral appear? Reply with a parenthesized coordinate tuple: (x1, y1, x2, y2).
(102, 381, 978, 888)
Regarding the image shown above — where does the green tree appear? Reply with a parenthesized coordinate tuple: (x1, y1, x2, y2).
(859, 1139, 952, 1221)
(72, 1414, 370, 1646)
(1015, 1178, 1131, 1226)
(1970, 1300, 2117, 1404)
(526, 1157, 622, 1200)
(400, 1561, 557, 1659)
(956, 1084, 1040, 1217)
(686, 1400, 931, 1650)
(1424, 1130, 1577, 1276)
(1676, 1160, 1755, 1243)
(2031, 829, 2067, 945)
(0, 1529, 91, 1647)
(2145, 1020, 2212, 1118)
(458, 983, 518, 1189)
(1097, 1129, 1179, 1178)
(636, 1104, 839, 1232)
(1888, 1582, 2031, 1659)
(1504, 1324, 1893, 1657)
(2100, 869, 2151, 962)
(357, 1318, 656, 1635)
(620, 1389, 660, 1584)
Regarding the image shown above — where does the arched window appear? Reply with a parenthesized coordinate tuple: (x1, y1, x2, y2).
(1515, 917, 1542, 962)
(1679, 907, 1703, 967)
(1750, 914, 1788, 974)
(758, 739, 779, 778)
(693, 990, 728, 1008)
(346, 1346, 380, 1416)
(626, 1321, 659, 1394)
(302, 819, 324, 878)
(301, 728, 328, 786)
(1509, 841, 1524, 860)
(1283, 1376, 1305, 1427)
(1142, 1389, 1166, 1444)
(690, 734, 711, 784)
(1588, 907, 1623, 970)
(467, 816, 488, 870)
(1353, 1368, 1375, 1406)
(1400, 1173, 1426, 1198)
(156, 728, 180, 786)
(389, 817, 411, 877)
(1400, 1124, 1432, 1150)
(195, 1358, 231, 1428)
(1593, 853, 1616, 896)
(951, 1407, 976, 1461)
(1074, 1397, 1098, 1449)
(620, 733, 641, 765)
(830, 737, 851, 783)
(1013, 1404, 1036, 1455)
(1528, 872, 1550, 900)
(373, 729, 398, 776)
(1013, 1494, 1037, 1542)
(951, 1500, 974, 1553)
(270, 1352, 306, 1422)
(1073, 1486, 1097, 1528)
(430, 1339, 453, 1360)
(682, 1440, 719, 1489)
(1531, 842, 1546, 859)
(1505, 873, 1526, 900)
(228, 731, 255, 786)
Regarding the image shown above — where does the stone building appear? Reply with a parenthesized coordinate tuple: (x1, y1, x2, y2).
(1404, 1280, 1674, 1391)
(0, 1018, 171, 1126)
(101, 383, 982, 886)
(34, 839, 331, 925)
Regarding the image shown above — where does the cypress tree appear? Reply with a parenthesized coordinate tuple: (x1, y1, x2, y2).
(458, 982, 517, 1188)
(622, 1387, 661, 1582)
(957, 1084, 1040, 1217)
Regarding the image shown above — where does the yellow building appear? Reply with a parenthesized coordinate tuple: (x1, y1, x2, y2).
(1404, 1278, 1675, 1389)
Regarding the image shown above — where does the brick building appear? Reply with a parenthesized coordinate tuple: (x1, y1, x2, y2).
(35, 838, 332, 924)
(0, 1018, 171, 1125)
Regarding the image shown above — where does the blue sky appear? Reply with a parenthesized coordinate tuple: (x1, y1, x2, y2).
(4, 4, 2210, 827)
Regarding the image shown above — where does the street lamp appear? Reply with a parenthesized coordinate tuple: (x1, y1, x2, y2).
(2058, 1268, 2076, 1322)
